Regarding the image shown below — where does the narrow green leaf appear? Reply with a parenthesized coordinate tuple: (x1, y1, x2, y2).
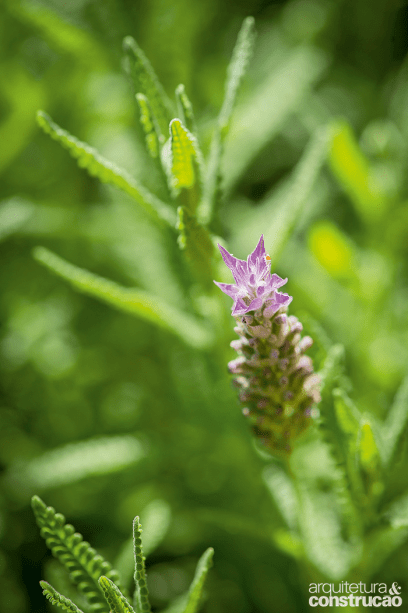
(32, 496, 123, 613)
(263, 465, 298, 530)
(13, 436, 144, 493)
(175, 85, 197, 137)
(33, 247, 213, 350)
(358, 419, 381, 474)
(99, 576, 135, 613)
(329, 121, 387, 223)
(381, 375, 408, 467)
(40, 581, 85, 613)
(176, 207, 214, 288)
(222, 45, 328, 193)
(297, 480, 360, 579)
(114, 500, 172, 589)
(199, 16, 255, 224)
(133, 517, 152, 613)
(318, 344, 345, 397)
(169, 119, 203, 213)
(265, 127, 329, 266)
(387, 492, 408, 529)
(218, 16, 256, 135)
(36, 111, 175, 226)
(182, 548, 214, 613)
(333, 388, 361, 440)
(123, 36, 173, 137)
(135, 94, 160, 159)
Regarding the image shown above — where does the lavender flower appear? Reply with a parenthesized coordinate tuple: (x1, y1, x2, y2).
(215, 235, 321, 458)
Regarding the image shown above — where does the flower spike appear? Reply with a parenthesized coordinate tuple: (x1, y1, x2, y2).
(215, 236, 321, 458)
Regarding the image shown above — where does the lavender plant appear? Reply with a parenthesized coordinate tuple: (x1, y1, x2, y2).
(214, 235, 320, 458)
(32, 496, 213, 613)
(21, 9, 408, 613)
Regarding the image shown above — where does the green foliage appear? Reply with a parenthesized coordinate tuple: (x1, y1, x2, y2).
(123, 36, 173, 137)
(380, 375, 408, 467)
(199, 16, 256, 223)
(2, 3, 408, 612)
(33, 246, 213, 349)
(136, 94, 160, 159)
(132, 517, 152, 613)
(32, 496, 122, 613)
(41, 581, 85, 613)
(99, 577, 135, 613)
(181, 548, 214, 613)
(36, 111, 175, 226)
(169, 119, 202, 211)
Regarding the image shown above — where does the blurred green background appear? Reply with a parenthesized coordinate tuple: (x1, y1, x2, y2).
(2, 0, 408, 612)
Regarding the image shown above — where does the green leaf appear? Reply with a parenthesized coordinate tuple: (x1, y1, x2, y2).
(329, 121, 387, 223)
(32, 496, 123, 613)
(176, 207, 214, 288)
(218, 17, 256, 136)
(114, 500, 172, 588)
(222, 45, 328, 194)
(133, 517, 152, 613)
(99, 577, 135, 613)
(261, 127, 328, 266)
(33, 247, 213, 350)
(358, 419, 381, 475)
(387, 492, 408, 529)
(381, 375, 408, 467)
(169, 119, 203, 212)
(182, 548, 214, 613)
(36, 111, 175, 226)
(12, 436, 144, 494)
(199, 16, 255, 224)
(40, 581, 85, 613)
(123, 36, 173, 137)
(135, 94, 160, 159)
(353, 525, 408, 581)
(262, 464, 298, 530)
(175, 85, 197, 138)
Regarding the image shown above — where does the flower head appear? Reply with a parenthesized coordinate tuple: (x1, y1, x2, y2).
(215, 235, 320, 458)
(214, 235, 292, 316)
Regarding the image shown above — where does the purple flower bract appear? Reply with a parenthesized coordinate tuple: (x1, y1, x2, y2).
(214, 235, 292, 316)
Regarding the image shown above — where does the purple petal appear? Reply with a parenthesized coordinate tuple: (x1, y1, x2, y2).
(247, 235, 266, 267)
(213, 281, 240, 298)
(267, 274, 287, 291)
(217, 244, 247, 284)
(232, 298, 250, 316)
(246, 297, 263, 312)
(275, 291, 293, 308)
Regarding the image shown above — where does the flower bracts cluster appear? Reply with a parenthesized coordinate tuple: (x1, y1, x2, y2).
(215, 236, 321, 458)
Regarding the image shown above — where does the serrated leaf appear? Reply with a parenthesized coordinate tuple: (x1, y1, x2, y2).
(133, 517, 151, 613)
(99, 577, 135, 613)
(33, 247, 213, 350)
(199, 17, 255, 224)
(175, 85, 197, 137)
(169, 119, 202, 212)
(333, 388, 360, 439)
(329, 121, 387, 223)
(176, 207, 214, 288)
(36, 111, 175, 226)
(12, 436, 144, 494)
(32, 496, 123, 613)
(135, 94, 160, 159)
(381, 375, 408, 467)
(263, 464, 298, 530)
(182, 548, 214, 613)
(297, 480, 360, 579)
(123, 36, 173, 137)
(222, 45, 328, 194)
(114, 500, 172, 588)
(40, 581, 85, 613)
